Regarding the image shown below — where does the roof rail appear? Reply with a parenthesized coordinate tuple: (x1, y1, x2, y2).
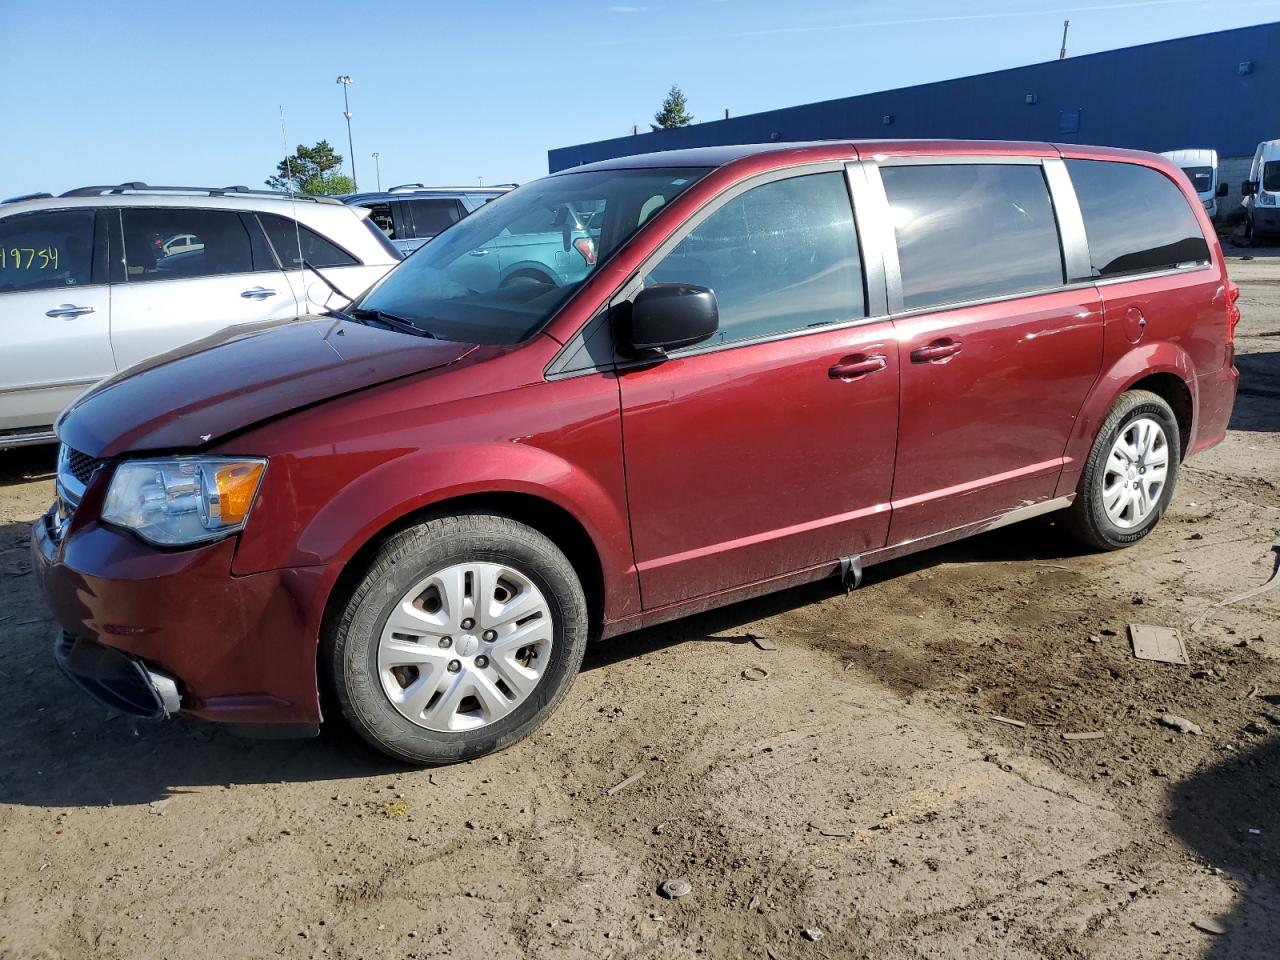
(387, 182, 518, 194)
(2, 192, 55, 204)
(58, 182, 342, 204)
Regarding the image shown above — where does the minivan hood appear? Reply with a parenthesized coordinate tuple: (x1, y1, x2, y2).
(58, 316, 477, 458)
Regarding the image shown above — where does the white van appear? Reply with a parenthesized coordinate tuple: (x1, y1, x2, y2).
(1160, 148, 1225, 219)
(1243, 139, 1280, 242)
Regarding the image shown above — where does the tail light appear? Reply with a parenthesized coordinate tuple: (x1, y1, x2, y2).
(1226, 279, 1241, 346)
(573, 237, 597, 266)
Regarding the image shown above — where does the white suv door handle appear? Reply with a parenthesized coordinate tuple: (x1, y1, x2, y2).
(240, 287, 278, 300)
(46, 304, 96, 319)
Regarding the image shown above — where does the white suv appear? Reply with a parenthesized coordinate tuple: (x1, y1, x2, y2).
(0, 183, 401, 447)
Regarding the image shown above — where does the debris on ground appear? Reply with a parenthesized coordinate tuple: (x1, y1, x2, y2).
(1062, 731, 1105, 741)
(801, 927, 825, 942)
(808, 821, 853, 838)
(741, 666, 769, 681)
(749, 634, 779, 652)
(1190, 539, 1280, 631)
(659, 878, 692, 899)
(379, 799, 408, 819)
(606, 771, 645, 796)
(1129, 623, 1189, 665)
(1159, 714, 1203, 735)
(1192, 918, 1227, 935)
(988, 715, 1027, 728)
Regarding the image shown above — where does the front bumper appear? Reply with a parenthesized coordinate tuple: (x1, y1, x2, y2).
(1253, 207, 1280, 233)
(32, 506, 330, 725)
(53, 629, 181, 719)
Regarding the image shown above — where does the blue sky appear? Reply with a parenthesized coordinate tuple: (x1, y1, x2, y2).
(2, 0, 1277, 196)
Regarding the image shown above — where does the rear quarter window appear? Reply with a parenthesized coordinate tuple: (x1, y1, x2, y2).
(1066, 159, 1210, 279)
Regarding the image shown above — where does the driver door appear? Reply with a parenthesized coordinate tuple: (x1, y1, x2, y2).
(618, 169, 898, 607)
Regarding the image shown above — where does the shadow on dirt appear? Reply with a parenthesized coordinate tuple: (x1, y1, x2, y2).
(1169, 734, 1280, 956)
(1233, 350, 1280, 433)
(586, 517, 1086, 672)
(0, 444, 56, 488)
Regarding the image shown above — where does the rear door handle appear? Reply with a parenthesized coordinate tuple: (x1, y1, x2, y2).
(240, 287, 277, 300)
(910, 339, 963, 363)
(45, 304, 96, 319)
(829, 354, 887, 380)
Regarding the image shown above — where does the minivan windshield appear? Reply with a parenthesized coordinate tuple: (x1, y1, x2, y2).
(1180, 166, 1213, 195)
(1264, 161, 1280, 193)
(353, 167, 710, 344)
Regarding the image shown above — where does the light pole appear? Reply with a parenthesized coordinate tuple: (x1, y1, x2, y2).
(336, 75, 357, 190)
(372, 152, 382, 191)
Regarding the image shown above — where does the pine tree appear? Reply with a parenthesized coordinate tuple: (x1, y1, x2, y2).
(652, 85, 693, 130)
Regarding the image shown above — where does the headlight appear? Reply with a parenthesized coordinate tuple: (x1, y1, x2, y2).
(1260, 192, 1277, 207)
(102, 457, 267, 546)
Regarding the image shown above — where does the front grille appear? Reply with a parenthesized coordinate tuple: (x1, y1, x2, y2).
(65, 448, 102, 486)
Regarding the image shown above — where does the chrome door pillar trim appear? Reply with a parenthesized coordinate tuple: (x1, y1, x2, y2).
(1043, 157, 1093, 284)
(855, 161, 904, 314)
(844, 160, 889, 319)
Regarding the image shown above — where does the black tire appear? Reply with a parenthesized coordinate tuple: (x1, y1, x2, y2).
(325, 513, 588, 765)
(1064, 389, 1181, 551)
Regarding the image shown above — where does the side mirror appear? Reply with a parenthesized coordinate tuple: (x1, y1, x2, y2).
(1216, 182, 1229, 198)
(623, 283, 718, 357)
(1242, 180, 1258, 197)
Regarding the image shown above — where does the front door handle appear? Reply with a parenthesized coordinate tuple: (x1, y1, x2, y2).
(910, 339, 963, 363)
(829, 354, 887, 380)
(469, 249, 492, 257)
(240, 287, 278, 300)
(46, 304, 96, 319)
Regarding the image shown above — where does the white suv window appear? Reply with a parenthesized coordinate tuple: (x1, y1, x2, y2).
(0, 209, 96, 292)
(122, 209, 254, 281)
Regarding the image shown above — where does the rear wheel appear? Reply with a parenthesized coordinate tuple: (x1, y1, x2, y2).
(1064, 389, 1181, 550)
(326, 514, 588, 764)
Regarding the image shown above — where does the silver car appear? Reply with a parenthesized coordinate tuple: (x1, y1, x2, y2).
(0, 183, 401, 447)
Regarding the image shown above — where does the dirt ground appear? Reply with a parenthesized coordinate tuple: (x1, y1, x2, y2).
(1, 244, 1278, 960)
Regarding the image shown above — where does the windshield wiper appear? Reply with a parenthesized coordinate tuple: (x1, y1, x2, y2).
(346, 307, 437, 338)
(300, 258, 355, 304)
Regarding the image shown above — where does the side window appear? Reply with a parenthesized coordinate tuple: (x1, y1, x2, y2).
(363, 202, 397, 239)
(407, 199, 464, 237)
(258, 213, 359, 268)
(0, 209, 96, 292)
(122, 208, 254, 281)
(881, 163, 1064, 311)
(1067, 159, 1210, 278)
(645, 172, 866, 345)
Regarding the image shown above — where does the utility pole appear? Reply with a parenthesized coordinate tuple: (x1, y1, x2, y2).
(336, 75, 357, 190)
(372, 152, 381, 191)
(1059, 20, 1070, 60)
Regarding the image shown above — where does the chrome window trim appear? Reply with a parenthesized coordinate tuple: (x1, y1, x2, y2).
(1093, 262, 1215, 286)
(885, 280, 1101, 322)
(871, 154, 1050, 167)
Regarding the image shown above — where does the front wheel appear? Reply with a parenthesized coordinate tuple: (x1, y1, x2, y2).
(325, 514, 589, 764)
(1064, 389, 1181, 550)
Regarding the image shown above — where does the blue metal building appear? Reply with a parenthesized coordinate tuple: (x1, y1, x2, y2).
(548, 21, 1278, 175)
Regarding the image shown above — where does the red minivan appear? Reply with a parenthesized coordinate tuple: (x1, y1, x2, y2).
(33, 140, 1239, 764)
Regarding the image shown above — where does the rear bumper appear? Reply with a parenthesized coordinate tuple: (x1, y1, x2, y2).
(32, 508, 329, 724)
(1188, 362, 1238, 459)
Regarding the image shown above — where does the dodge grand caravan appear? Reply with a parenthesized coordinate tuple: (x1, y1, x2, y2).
(33, 140, 1239, 765)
